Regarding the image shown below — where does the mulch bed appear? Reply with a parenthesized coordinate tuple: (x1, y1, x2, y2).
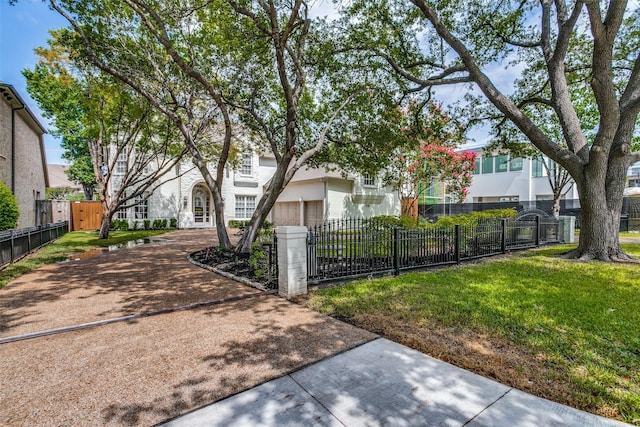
(190, 247, 278, 290)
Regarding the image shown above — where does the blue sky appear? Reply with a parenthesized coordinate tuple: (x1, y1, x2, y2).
(1, 0, 68, 164)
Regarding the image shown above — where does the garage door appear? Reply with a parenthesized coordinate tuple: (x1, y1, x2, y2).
(304, 201, 324, 227)
(272, 202, 300, 226)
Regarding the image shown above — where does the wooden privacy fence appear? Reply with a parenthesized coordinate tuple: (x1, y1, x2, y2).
(71, 201, 103, 231)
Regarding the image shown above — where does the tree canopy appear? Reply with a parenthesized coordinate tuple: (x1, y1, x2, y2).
(23, 30, 97, 199)
(26, 0, 637, 260)
(24, 29, 187, 238)
(39, 0, 420, 252)
(338, 0, 640, 261)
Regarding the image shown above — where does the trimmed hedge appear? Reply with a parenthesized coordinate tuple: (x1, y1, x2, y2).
(229, 219, 273, 230)
(369, 209, 517, 231)
(111, 217, 176, 231)
(369, 215, 430, 230)
(434, 209, 518, 228)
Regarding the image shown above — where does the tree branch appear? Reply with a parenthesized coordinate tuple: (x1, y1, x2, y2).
(285, 92, 358, 183)
(409, 0, 585, 180)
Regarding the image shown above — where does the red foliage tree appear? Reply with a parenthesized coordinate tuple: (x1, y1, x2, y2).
(387, 102, 476, 217)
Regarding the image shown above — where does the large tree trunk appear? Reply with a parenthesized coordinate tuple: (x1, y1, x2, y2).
(551, 197, 561, 220)
(83, 184, 94, 201)
(235, 153, 295, 254)
(568, 171, 630, 261)
(401, 197, 418, 218)
(187, 148, 232, 250)
(98, 207, 112, 239)
(210, 183, 231, 248)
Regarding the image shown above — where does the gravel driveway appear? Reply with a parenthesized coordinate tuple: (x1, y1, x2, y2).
(0, 230, 375, 426)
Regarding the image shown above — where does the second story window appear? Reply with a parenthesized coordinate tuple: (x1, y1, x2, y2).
(510, 157, 523, 171)
(116, 149, 127, 175)
(363, 173, 376, 187)
(239, 151, 252, 176)
(495, 155, 508, 173)
(482, 156, 494, 174)
(532, 158, 544, 177)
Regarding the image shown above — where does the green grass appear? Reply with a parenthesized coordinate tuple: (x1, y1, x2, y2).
(619, 232, 640, 238)
(574, 231, 640, 238)
(0, 230, 169, 288)
(307, 243, 640, 424)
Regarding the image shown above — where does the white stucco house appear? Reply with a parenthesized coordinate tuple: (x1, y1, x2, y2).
(463, 145, 579, 203)
(271, 166, 400, 227)
(111, 149, 400, 229)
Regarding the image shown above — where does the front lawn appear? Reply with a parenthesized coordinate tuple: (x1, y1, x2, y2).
(619, 232, 640, 238)
(305, 243, 640, 424)
(0, 230, 169, 288)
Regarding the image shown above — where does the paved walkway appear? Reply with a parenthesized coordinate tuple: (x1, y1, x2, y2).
(162, 338, 629, 427)
(0, 230, 632, 426)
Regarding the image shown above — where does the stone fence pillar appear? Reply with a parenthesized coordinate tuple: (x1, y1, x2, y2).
(276, 226, 308, 298)
(558, 216, 576, 243)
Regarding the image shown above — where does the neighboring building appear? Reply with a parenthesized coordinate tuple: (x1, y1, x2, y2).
(47, 163, 84, 202)
(111, 149, 400, 229)
(0, 83, 49, 229)
(47, 164, 82, 192)
(464, 146, 579, 203)
(627, 161, 640, 188)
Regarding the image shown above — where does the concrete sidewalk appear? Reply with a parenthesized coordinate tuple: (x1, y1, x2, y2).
(162, 338, 630, 427)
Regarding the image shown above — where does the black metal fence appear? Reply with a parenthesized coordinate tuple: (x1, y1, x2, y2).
(306, 217, 559, 284)
(419, 197, 640, 231)
(0, 222, 69, 269)
(419, 199, 582, 219)
(263, 238, 278, 282)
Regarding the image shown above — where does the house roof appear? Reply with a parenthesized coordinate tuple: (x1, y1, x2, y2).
(48, 164, 82, 189)
(0, 82, 49, 188)
(262, 165, 355, 189)
(0, 83, 47, 135)
(288, 166, 354, 183)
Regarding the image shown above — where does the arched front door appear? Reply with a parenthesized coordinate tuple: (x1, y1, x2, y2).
(192, 184, 211, 224)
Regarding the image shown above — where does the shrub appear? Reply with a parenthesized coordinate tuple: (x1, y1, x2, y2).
(369, 215, 429, 230)
(249, 242, 269, 279)
(229, 220, 274, 241)
(109, 219, 121, 231)
(152, 219, 164, 229)
(369, 215, 402, 229)
(170, 217, 178, 228)
(132, 221, 139, 230)
(143, 219, 151, 230)
(434, 209, 517, 228)
(0, 181, 19, 230)
(256, 221, 274, 244)
(110, 219, 131, 231)
(228, 219, 250, 229)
